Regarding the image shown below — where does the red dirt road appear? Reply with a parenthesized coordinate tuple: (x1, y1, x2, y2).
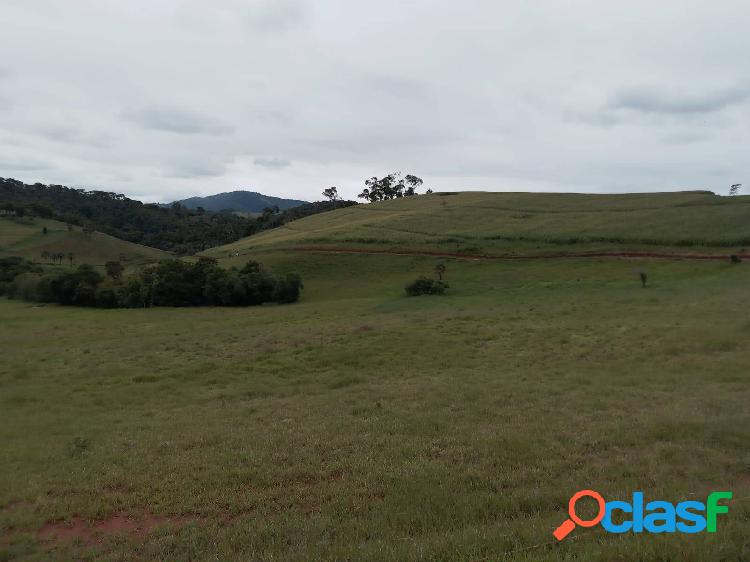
(292, 246, 745, 262)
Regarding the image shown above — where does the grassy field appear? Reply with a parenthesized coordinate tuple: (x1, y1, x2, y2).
(204, 191, 750, 258)
(0, 217, 168, 267)
(1, 245, 749, 561)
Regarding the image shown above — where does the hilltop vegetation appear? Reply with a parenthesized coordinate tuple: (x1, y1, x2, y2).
(0, 178, 255, 255)
(171, 190, 307, 213)
(207, 190, 750, 258)
(0, 178, 357, 255)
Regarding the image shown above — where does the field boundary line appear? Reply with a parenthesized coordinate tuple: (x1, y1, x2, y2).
(287, 246, 747, 263)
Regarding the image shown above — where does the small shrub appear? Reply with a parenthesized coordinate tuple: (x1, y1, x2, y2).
(405, 277, 448, 296)
(730, 254, 742, 264)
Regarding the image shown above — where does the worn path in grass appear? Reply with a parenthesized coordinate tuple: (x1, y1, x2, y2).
(289, 246, 747, 262)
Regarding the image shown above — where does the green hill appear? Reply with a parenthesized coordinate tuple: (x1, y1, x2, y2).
(171, 190, 307, 213)
(0, 216, 169, 265)
(0, 177, 257, 255)
(203, 191, 750, 259)
(3, 191, 750, 561)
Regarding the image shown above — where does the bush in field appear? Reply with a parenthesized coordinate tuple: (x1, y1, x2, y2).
(274, 272, 304, 304)
(405, 276, 448, 296)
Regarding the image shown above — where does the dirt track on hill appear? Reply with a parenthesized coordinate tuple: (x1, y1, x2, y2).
(293, 246, 745, 262)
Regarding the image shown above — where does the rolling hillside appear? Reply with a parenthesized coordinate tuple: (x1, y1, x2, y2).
(0, 216, 169, 265)
(204, 191, 750, 259)
(3, 192, 750, 561)
(172, 190, 307, 213)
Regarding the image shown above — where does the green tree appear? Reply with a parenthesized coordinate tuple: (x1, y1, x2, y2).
(358, 173, 424, 202)
(273, 272, 303, 304)
(105, 261, 124, 280)
(434, 263, 446, 281)
(322, 186, 340, 201)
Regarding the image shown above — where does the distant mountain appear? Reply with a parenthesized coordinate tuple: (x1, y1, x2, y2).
(0, 177, 258, 255)
(172, 191, 307, 213)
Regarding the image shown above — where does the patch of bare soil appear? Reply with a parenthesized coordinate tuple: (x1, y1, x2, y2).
(37, 513, 199, 546)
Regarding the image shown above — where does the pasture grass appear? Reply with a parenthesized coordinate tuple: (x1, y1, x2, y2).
(204, 191, 750, 258)
(1, 251, 749, 561)
(0, 217, 168, 267)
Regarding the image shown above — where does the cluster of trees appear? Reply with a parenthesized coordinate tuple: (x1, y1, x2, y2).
(0, 257, 41, 293)
(0, 178, 254, 255)
(41, 251, 74, 266)
(250, 199, 357, 232)
(357, 173, 428, 202)
(1, 257, 302, 308)
(0, 178, 356, 255)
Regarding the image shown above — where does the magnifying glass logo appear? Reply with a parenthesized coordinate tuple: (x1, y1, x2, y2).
(553, 489, 606, 541)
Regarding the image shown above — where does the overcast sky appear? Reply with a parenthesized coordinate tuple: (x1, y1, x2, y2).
(1, 0, 749, 202)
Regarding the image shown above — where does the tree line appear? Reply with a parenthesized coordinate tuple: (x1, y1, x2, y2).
(0, 256, 302, 308)
(0, 178, 356, 255)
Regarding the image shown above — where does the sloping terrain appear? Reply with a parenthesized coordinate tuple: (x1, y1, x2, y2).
(1, 252, 749, 561)
(0, 216, 169, 265)
(204, 191, 750, 259)
(0, 178, 256, 254)
(2, 190, 749, 562)
(172, 190, 307, 213)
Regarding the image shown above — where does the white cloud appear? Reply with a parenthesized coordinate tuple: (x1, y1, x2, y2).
(0, 0, 748, 201)
(123, 106, 234, 136)
(254, 157, 291, 169)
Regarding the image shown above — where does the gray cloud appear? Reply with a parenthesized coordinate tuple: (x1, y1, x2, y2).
(249, 0, 309, 32)
(0, 0, 748, 201)
(253, 157, 291, 169)
(612, 85, 750, 114)
(123, 106, 234, 136)
(164, 159, 230, 179)
(0, 155, 54, 172)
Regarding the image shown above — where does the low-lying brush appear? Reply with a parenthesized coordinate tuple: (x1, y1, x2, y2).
(405, 276, 448, 296)
(1, 257, 303, 308)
